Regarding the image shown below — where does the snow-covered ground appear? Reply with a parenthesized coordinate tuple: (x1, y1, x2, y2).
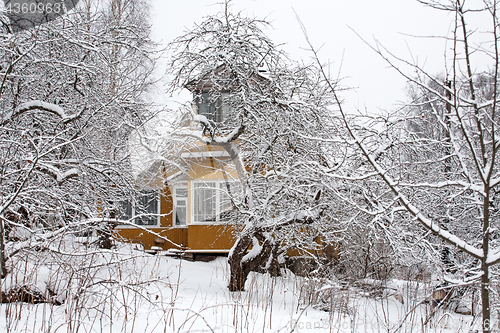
(0, 244, 482, 332)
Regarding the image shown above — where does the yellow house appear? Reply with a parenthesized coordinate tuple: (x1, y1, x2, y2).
(111, 67, 337, 272)
(114, 150, 240, 256)
(114, 71, 244, 256)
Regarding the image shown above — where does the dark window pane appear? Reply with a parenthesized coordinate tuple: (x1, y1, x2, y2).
(175, 207, 187, 226)
(135, 191, 158, 226)
(198, 93, 217, 122)
(118, 200, 133, 221)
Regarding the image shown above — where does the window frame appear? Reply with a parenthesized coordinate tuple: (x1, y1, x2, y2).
(173, 184, 188, 228)
(196, 91, 232, 123)
(116, 190, 161, 228)
(191, 180, 240, 224)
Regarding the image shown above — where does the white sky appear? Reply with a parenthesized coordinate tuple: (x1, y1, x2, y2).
(150, 0, 488, 113)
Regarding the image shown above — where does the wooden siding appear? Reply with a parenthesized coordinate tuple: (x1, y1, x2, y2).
(115, 225, 236, 252)
(115, 227, 188, 250)
(187, 224, 236, 251)
(188, 157, 237, 181)
(114, 185, 189, 250)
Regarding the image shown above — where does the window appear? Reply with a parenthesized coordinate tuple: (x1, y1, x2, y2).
(118, 191, 159, 226)
(173, 186, 188, 227)
(135, 191, 159, 226)
(119, 199, 133, 221)
(198, 93, 217, 122)
(193, 182, 217, 222)
(192, 181, 241, 223)
(220, 92, 232, 121)
(196, 92, 232, 122)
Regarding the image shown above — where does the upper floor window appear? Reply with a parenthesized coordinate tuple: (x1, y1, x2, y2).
(196, 92, 232, 122)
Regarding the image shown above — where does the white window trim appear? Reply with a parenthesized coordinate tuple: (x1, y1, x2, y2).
(116, 191, 161, 228)
(190, 180, 237, 225)
(173, 184, 188, 228)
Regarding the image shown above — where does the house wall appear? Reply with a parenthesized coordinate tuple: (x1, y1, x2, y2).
(114, 186, 189, 250)
(115, 152, 240, 253)
(188, 156, 238, 180)
(115, 227, 188, 250)
(184, 155, 239, 251)
(187, 224, 237, 251)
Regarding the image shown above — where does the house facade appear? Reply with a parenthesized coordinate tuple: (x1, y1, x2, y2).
(114, 144, 242, 254)
(114, 72, 243, 254)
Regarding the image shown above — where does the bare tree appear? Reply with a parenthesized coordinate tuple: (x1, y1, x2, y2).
(0, 0, 158, 277)
(303, 1, 500, 331)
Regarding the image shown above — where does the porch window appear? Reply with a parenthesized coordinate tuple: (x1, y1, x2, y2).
(193, 182, 217, 222)
(193, 181, 241, 223)
(118, 190, 159, 226)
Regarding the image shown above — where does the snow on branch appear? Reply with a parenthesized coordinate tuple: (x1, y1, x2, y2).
(36, 163, 80, 185)
(486, 249, 500, 266)
(193, 114, 209, 127)
(191, 114, 244, 144)
(396, 180, 484, 194)
(1, 101, 82, 126)
(241, 237, 262, 263)
(213, 124, 245, 143)
(262, 208, 323, 231)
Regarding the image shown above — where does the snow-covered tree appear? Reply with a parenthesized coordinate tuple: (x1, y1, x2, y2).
(0, 0, 157, 278)
(166, 3, 337, 291)
(306, 1, 500, 331)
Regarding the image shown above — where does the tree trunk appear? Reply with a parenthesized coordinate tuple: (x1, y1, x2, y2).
(482, 187, 491, 333)
(481, 263, 491, 333)
(228, 261, 250, 292)
(228, 235, 252, 292)
(0, 219, 6, 278)
(228, 232, 281, 292)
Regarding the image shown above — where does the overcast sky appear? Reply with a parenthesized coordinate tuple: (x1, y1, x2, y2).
(150, 0, 487, 113)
